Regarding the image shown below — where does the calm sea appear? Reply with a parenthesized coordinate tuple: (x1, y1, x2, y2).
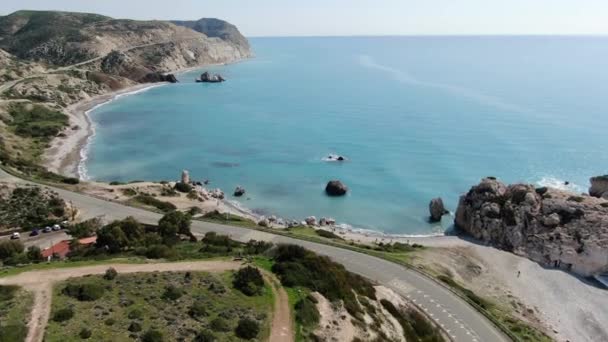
(85, 36, 608, 235)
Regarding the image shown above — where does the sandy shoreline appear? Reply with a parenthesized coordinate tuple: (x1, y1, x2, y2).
(43, 83, 166, 178)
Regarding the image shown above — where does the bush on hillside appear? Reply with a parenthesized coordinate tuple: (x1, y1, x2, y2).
(174, 182, 192, 193)
(8, 103, 69, 138)
(233, 266, 265, 296)
(103, 267, 118, 280)
(53, 307, 74, 322)
(235, 318, 260, 339)
(210, 317, 231, 332)
(68, 218, 102, 238)
(0, 285, 19, 302)
(193, 330, 216, 342)
(162, 285, 183, 300)
(128, 322, 142, 332)
(0, 323, 27, 342)
(141, 329, 164, 342)
(134, 194, 177, 212)
(295, 295, 321, 327)
(0, 240, 24, 259)
(26, 246, 43, 263)
(271, 244, 375, 318)
(158, 211, 192, 244)
(244, 240, 273, 255)
(79, 328, 92, 339)
(62, 283, 106, 301)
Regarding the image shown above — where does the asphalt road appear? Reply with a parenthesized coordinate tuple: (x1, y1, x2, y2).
(0, 168, 509, 342)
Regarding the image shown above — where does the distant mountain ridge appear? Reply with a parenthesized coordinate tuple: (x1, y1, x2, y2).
(171, 18, 251, 57)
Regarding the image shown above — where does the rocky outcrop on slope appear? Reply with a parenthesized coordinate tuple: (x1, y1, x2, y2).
(590, 175, 608, 199)
(171, 18, 252, 58)
(455, 177, 608, 277)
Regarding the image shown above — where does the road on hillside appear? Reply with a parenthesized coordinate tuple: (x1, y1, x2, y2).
(0, 168, 509, 342)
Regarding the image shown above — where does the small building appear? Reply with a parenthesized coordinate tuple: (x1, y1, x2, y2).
(41, 236, 98, 260)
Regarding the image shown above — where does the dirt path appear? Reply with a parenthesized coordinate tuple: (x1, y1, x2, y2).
(264, 273, 294, 342)
(0, 261, 246, 342)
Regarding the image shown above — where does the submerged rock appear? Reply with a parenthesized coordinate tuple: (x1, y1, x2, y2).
(234, 186, 246, 197)
(429, 198, 449, 222)
(325, 180, 348, 196)
(455, 177, 608, 277)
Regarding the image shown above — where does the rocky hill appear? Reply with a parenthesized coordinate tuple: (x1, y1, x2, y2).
(172, 18, 251, 57)
(455, 177, 608, 277)
(0, 10, 252, 73)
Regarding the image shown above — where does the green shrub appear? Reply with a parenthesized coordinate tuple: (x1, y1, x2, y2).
(244, 240, 273, 255)
(210, 317, 231, 332)
(26, 246, 44, 263)
(271, 245, 375, 317)
(567, 196, 585, 203)
(141, 245, 175, 259)
(316, 229, 342, 240)
(104, 318, 116, 326)
(121, 188, 137, 197)
(62, 283, 106, 301)
(174, 182, 192, 193)
(188, 301, 209, 318)
(109, 181, 125, 186)
(235, 318, 260, 339)
(233, 266, 265, 296)
(79, 328, 92, 339)
(53, 307, 74, 322)
(0, 285, 19, 302)
(142, 329, 164, 342)
(128, 309, 143, 319)
(68, 218, 102, 238)
(8, 103, 69, 138)
(158, 211, 192, 244)
(295, 295, 320, 327)
(0, 323, 27, 342)
(188, 206, 203, 216)
(162, 285, 183, 300)
(104, 267, 118, 280)
(128, 322, 142, 332)
(0, 240, 24, 259)
(62, 177, 80, 185)
(193, 330, 216, 342)
(134, 194, 177, 212)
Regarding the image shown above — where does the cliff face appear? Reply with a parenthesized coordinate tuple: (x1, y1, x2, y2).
(0, 10, 252, 75)
(171, 18, 252, 58)
(455, 178, 608, 277)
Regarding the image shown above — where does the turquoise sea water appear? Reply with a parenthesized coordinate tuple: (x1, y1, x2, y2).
(86, 36, 608, 235)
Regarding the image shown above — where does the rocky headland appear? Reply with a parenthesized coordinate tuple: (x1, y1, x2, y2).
(455, 177, 608, 277)
(0, 10, 252, 178)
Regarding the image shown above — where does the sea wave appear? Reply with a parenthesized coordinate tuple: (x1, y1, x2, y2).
(77, 84, 167, 180)
(535, 176, 585, 193)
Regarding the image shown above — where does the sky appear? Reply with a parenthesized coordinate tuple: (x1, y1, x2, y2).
(1, 0, 607, 37)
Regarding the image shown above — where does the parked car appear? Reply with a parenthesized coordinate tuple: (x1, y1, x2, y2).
(52, 224, 61, 231)
(10, 232, 20, 240)
(43, 226, 52, 233)
(30, 229, 39, 237)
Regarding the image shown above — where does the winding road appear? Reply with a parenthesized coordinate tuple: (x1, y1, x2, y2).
(0, 168, 509, 342)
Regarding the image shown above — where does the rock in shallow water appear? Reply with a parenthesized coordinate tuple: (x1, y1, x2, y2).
(429, 197, 449, 222)
(325, 180, 348, 196)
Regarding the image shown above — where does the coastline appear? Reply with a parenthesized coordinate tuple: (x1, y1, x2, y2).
(43, 83, 167, 178)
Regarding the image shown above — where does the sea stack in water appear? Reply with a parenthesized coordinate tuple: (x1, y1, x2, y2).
(325, 180, 348, 196)
(429, 198, 449, 222)
(589, 175, 608, 199)
(197, 71, 225, 83)
(234, 186, 246, 197)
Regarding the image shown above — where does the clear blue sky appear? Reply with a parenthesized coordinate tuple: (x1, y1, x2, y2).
(1, 0, 607, 37)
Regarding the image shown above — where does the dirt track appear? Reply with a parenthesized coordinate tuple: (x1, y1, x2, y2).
(0, 261, 291, 342)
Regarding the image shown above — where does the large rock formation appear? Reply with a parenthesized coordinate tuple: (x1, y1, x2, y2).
(171, 18, 252, 58)
(455, 177, 608, 277)
(590, 175, 608, 199)
(429, 198, 448, 222)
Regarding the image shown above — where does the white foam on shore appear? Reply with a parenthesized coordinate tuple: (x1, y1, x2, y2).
(536, 176, 584, 193)
(77, 84, 167, 180)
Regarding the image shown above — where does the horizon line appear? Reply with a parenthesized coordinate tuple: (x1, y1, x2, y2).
(247, 33, 608, 38)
